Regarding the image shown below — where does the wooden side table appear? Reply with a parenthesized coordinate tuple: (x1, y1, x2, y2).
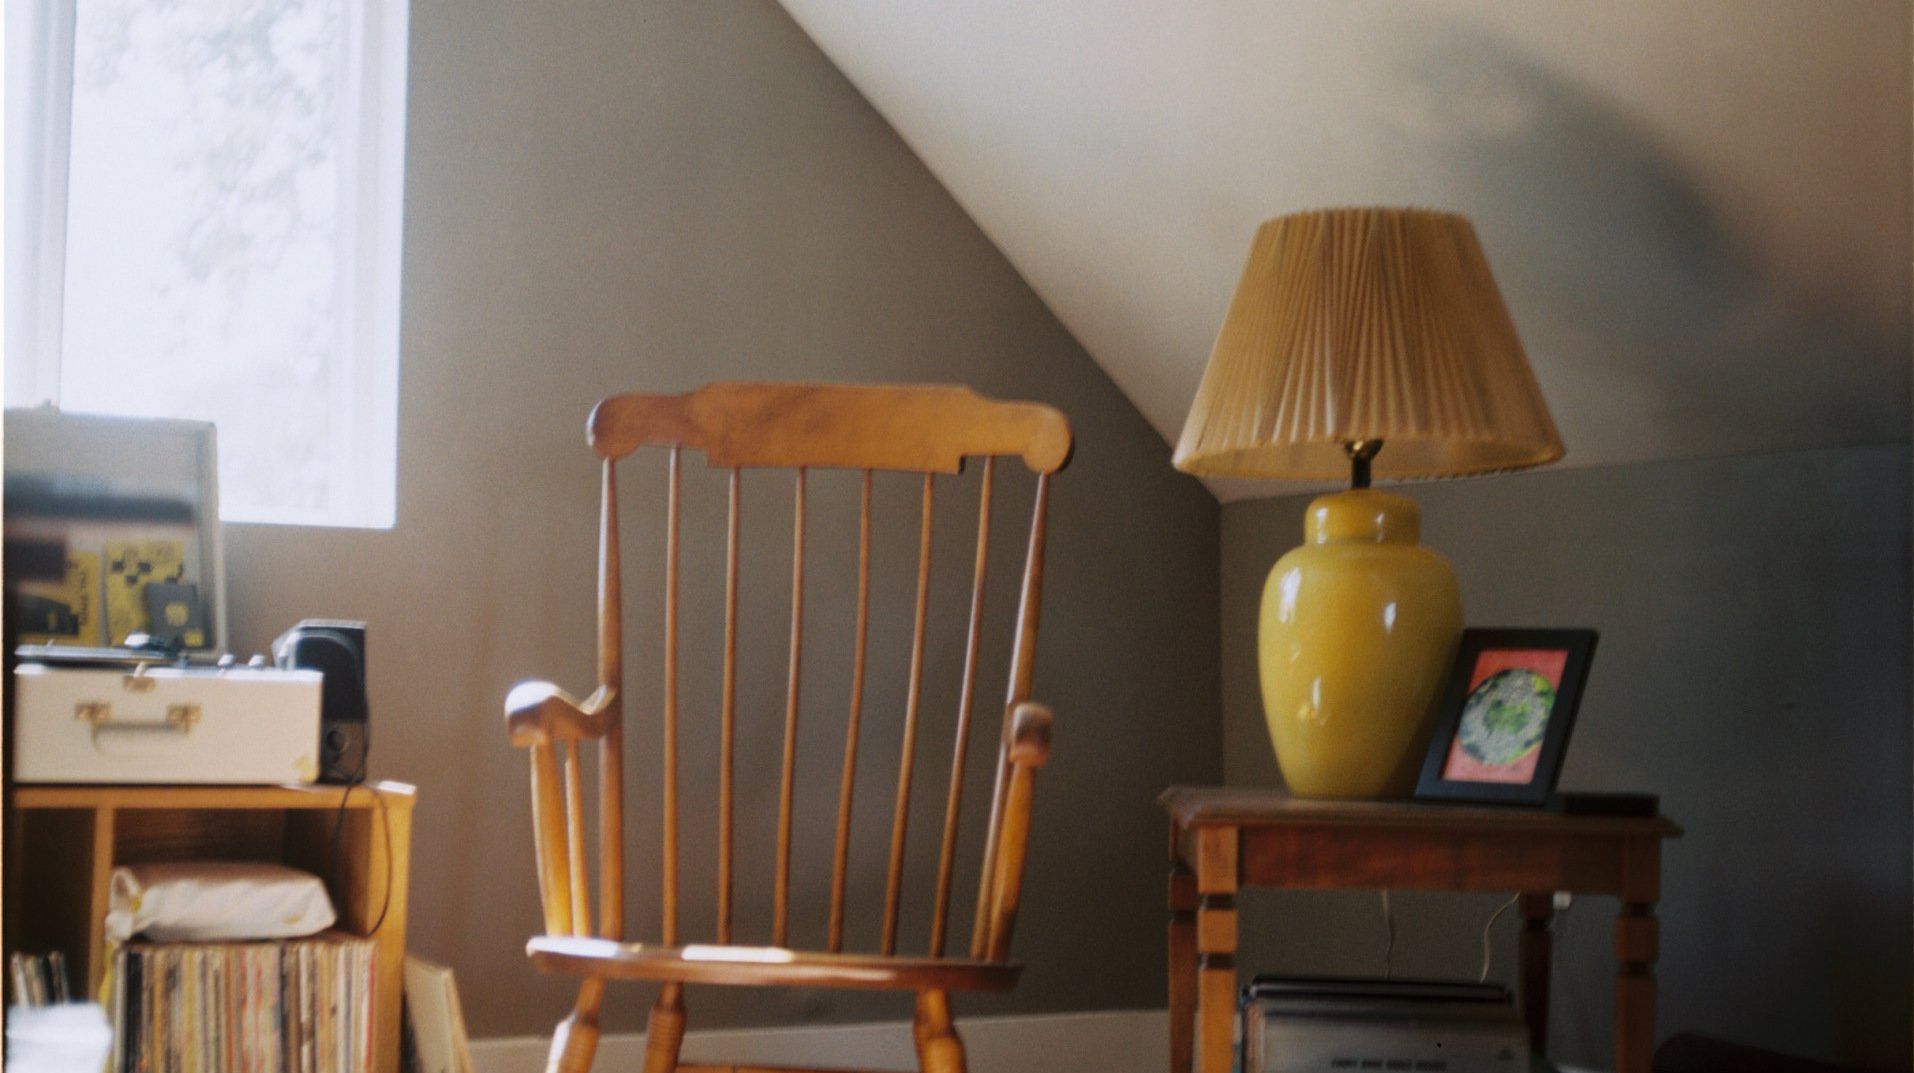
(1161, 787, 1681, 1073)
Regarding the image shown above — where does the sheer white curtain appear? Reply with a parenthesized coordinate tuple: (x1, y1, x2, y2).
(5, 0, 408, 529)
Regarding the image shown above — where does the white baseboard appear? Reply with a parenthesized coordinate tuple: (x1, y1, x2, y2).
(470, 1008, 1609, 1073)
(470, 1008, 1167, 1073)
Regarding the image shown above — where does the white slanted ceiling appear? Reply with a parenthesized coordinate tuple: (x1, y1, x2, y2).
(779, 1, 1912, 500)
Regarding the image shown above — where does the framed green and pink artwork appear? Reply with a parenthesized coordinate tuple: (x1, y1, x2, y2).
(1415, 628, 1598, 807)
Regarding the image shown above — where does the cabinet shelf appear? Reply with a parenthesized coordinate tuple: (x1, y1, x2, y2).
(5, 781, 415, 1073)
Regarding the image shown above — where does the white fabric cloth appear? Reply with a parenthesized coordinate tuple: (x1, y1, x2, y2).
(104, 860, 336, 942)
(6, 1003, 113, 1073)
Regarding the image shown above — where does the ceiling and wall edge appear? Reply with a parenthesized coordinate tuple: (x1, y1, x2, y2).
(777, 1, 1913, 504)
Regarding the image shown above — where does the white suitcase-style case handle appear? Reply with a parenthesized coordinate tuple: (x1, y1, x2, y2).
(75, 700, 202, 733)
(77, 699, 203, 756)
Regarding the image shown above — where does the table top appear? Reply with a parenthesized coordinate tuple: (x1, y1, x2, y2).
(1160, 785, 1681, 839)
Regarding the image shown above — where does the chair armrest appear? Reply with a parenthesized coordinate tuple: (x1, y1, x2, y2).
(505, 680, 618, 746)
(983, 700, 1053, 961)
(1007, 701, 1052, 769)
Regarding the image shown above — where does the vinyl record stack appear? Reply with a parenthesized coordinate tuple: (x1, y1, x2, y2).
(110, 933, 376, 1073)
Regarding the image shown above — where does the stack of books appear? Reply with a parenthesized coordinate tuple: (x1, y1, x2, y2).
(110, 933, 375, 1073)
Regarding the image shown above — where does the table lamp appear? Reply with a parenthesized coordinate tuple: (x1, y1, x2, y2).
(1176, 207, 1563, 798)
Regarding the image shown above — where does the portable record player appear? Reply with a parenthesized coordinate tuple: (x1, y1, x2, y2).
(6, 411, 325, 785)
(12, 658, 322, 784)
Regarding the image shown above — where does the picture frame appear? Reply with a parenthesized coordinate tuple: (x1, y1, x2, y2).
(1414, 628, 1598, 806)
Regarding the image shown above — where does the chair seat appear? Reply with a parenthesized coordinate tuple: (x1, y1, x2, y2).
(527, 935, 1022, 994)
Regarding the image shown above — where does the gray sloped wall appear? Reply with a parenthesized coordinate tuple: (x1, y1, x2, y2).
(221, 0, 1220, 1039)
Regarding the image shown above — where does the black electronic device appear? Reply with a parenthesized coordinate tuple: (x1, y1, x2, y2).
(1549, 791, 1660, 817)
(273, 620, 369, 784)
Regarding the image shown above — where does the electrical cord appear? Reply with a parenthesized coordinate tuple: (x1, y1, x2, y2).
(1479, 893, 1521, 983)
(1379, 890, 1395, 979)
(1375, 891, 1539, 985)
(292, 627, 391, 934)
(327, 760, 394, 937)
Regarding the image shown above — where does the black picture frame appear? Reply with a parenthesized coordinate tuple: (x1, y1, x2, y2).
(1413, 628, 1598, 806)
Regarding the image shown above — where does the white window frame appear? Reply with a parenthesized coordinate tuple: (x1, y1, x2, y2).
(4, 0, 409, 529)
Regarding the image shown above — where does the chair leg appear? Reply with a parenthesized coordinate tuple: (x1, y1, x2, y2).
(912, 990, 967, 1073)
(643, 983, 688, 1073)
(545, 979, 604, 1073)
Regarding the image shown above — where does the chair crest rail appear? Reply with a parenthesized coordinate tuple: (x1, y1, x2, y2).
(587, 383, 1072, 475)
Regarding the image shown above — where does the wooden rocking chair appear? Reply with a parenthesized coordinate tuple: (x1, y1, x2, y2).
(504, 383, 1073, 1073)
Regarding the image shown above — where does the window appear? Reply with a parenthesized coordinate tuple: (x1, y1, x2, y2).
(5, 0, 409, 527)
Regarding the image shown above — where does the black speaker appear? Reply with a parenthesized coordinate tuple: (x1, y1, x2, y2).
(273, 620, 369, 784)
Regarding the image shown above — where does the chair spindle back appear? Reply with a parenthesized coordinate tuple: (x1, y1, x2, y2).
(515, 383, 1071, 968)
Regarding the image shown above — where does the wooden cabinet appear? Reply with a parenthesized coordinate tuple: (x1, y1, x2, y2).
(5, 781, 415, 1073)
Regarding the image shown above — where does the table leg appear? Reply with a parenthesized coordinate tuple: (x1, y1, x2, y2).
(1518, 893, 1553, 1058)
(1194, 827, 1239, 1073)
(1169, 839, 1196, 1073)
(1614, 837, 1662, 1073)
(1615, 899, 1658, 1073)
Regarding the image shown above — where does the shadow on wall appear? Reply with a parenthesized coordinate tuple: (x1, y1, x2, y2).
(1372, 14, 1907, 451)
(1221, 446, 1912, 1071)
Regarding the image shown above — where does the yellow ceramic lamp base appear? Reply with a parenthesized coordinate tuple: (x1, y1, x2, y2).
(1259, 489, 1462, 798)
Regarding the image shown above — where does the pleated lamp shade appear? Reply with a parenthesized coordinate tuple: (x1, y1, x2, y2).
(1174, 208, 1564, 481)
